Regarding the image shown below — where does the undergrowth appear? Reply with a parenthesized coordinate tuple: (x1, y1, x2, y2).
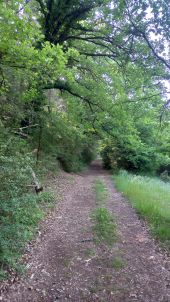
(113, 170, 170, 246)
(92, 179, 116, 245)
(0, 134, 58, 279)
(0, 191, 54, 280)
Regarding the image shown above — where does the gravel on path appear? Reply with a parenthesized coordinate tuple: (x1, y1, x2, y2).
(1, 162, 170, 302)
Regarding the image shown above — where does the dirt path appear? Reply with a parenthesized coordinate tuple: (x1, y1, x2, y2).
(1, 162, 170, 301)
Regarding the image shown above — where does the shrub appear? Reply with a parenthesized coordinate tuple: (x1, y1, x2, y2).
(0, 133, 55, 277)
(101, 142, 168, 175)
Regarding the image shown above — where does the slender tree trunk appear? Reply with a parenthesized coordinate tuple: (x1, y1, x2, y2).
(36, 125, 42, 166)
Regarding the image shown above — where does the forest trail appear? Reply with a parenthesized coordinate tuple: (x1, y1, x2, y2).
(1, 162, 170, 302)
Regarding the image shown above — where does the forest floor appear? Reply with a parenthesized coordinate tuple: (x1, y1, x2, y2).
(1, 161, 170, 302)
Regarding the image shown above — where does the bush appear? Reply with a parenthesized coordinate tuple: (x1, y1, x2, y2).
(101, 145, 118, 171)
(81, 146, 96, 165)
(0, 133, 55, 278)
(0, 154, 33, 201)
(34, 112, 96, 173)
(57, 144, 96, 173)
(157, 163, 170, 176)
(101, 142, 168, 175)
(0, 193, 44, 275)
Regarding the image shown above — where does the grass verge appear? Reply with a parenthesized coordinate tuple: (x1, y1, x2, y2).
(0, 191, 54, 280)
(113, 170, 170, 245)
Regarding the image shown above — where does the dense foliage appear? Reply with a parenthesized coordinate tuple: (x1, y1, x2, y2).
(0, 0, 170, 275)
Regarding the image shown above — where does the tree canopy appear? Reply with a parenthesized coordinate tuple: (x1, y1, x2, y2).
(0, 0, 170, 172)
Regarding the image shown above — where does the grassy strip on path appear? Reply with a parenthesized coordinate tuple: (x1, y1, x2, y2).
(113, 170, 170, 245)
(91, 178, 116, 245)
(93, 179, 108, 206)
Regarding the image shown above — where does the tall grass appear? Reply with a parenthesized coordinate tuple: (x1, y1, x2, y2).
(113, 171, 170, 244)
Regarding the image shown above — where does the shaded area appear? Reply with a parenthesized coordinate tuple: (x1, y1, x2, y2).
(84, 160, 109, 176)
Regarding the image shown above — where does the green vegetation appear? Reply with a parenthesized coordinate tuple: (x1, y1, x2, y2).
(93, 179, 107, 206)
(113, 171, 170, 244)
(0, 190, 54, 279)
(1, 1, 170, 177)
(0, 0, 170, 277)
(92, 207, 116, 245)
(92, 180, 116, 245)
(111, 257, 125, 269)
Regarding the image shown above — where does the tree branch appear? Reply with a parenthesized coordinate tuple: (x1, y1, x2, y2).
(126, 8, 170, 70)
(43, 81, 95, 112)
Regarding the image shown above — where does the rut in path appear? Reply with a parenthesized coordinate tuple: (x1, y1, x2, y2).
(1, 161, 170, 302)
